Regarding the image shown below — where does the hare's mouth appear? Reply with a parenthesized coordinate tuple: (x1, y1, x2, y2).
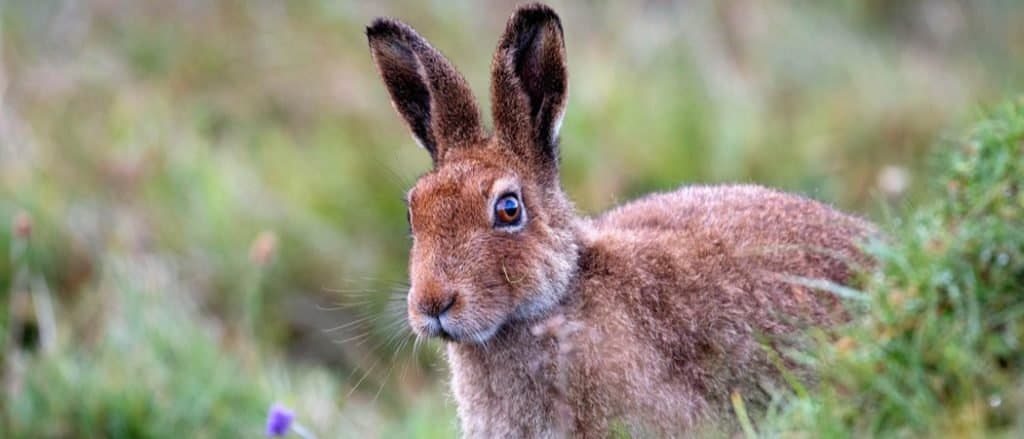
(421, 313, 504, 344)
(423, 313, 457, 341)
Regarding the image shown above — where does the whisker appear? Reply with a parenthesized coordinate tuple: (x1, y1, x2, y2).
(322, 314, 376, 333)
(400, 337, 417, 383)
(321, 288, 397, 298)
(333, 331, 373, 345)
(316, 274, 421, 403)
(377, 320, 412, 351)
(314, 301, 374, 312)
(372, 333, 415, 403)
(345, 356, 382, 400)
(370, 153, 414, 191)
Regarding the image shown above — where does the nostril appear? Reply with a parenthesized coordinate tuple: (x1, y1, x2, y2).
(439, 295, 456, 316)
(420, 294, 457, 318)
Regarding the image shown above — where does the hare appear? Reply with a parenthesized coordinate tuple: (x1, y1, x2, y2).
(366, 3, 873, 437)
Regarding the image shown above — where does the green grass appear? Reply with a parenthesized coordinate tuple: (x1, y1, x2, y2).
(765, 99, 1024, 437)
(1, 1, 1023, 437)
(2, 235, 454, 437)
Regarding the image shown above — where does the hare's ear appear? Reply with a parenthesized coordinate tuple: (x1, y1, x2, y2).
(491, 4, 568, 177)
(367, 18, 484, 164)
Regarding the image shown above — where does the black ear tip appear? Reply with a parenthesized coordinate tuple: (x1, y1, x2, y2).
(366, 17, 415, 41)
(511, 3, 562, 28)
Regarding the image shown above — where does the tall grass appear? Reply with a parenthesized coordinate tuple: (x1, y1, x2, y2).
(767, 99, 1024, 437)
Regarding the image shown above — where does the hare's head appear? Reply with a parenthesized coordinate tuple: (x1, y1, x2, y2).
(367, 4, 578, 343)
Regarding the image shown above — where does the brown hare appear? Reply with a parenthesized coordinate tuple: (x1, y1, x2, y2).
(366, 3, 873, 437)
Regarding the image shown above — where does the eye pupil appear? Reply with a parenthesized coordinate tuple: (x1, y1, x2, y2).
(502, 199, 517, 215)
(495, 195, 522, 226)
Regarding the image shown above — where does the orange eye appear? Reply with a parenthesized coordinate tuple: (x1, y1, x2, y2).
(494, 194, 522, 227)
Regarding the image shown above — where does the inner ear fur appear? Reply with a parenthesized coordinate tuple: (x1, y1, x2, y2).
(491, 3, 568, 178)
(367, 18, 484, 164)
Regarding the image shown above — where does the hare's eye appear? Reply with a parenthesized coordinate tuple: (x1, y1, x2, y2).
(494, 194, 523, 228)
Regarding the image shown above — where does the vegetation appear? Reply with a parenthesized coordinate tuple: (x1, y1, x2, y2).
(766, 99, 1024, 437)
(1, 1, 1022, 437)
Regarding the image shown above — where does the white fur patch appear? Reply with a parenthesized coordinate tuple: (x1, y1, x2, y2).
(512, 234, 578, 322)
(411, 134, 428, 151)
(551, 104, 567, 144)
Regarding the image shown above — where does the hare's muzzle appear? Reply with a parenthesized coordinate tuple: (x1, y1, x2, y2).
(410, 286, 458, 340)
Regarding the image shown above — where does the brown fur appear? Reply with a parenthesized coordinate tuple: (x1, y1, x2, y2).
(366, 4, 874, 437)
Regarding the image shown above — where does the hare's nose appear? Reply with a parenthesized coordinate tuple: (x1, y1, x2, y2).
(419, 293, 456, 320)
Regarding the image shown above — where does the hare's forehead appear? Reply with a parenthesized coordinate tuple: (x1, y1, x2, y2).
(407, 162, 517, 208)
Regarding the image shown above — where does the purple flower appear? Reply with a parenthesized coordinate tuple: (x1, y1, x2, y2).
(266, 403, 295, 437)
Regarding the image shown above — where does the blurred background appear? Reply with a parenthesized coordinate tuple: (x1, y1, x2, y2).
(1, 0, 1022, 436)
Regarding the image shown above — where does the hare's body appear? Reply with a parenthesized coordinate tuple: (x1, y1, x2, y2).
(366, 4, 873, 437)
(449, 184, 869, 437)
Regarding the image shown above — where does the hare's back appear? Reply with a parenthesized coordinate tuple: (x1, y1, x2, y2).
(595, 184, 872, 260)
(579, 185, 872, 424)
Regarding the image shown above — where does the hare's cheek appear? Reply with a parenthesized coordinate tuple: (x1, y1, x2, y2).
(492, 246, 539, 290)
